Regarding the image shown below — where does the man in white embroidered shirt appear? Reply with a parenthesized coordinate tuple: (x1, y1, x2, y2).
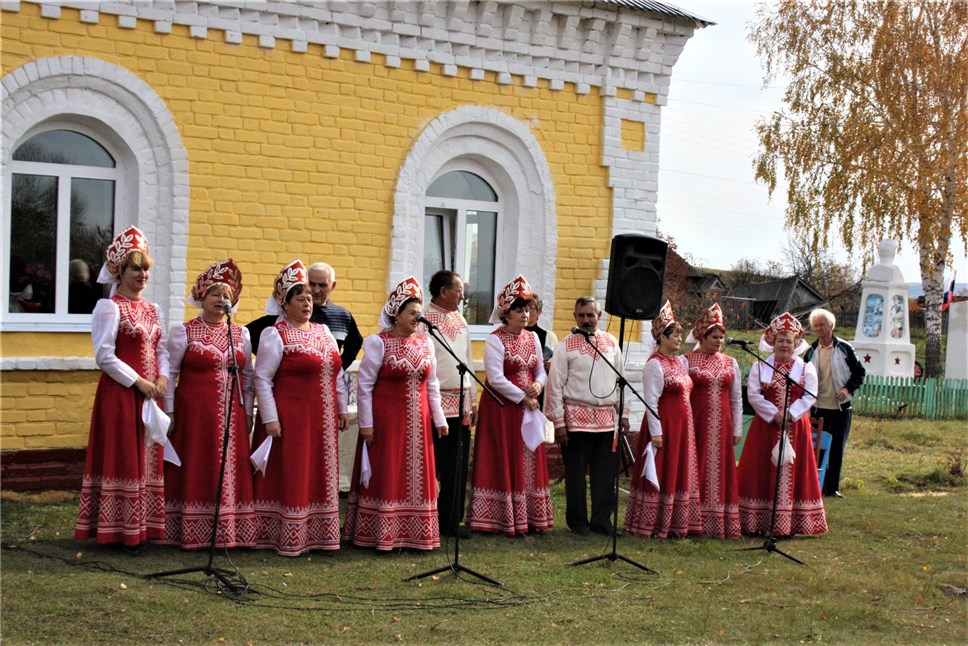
(546, 296, 629, 536)
(423, 270, 477, 538)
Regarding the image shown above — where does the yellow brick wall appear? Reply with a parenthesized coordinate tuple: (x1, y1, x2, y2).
(1, 4, 651, 449)
(0, 370, 99, 450)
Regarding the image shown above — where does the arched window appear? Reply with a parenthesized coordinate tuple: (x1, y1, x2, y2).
(391, 106, 558, 338)
(2, 56, 189, 339)
(424, 171, 500, 325)
(7, 129, 118, 318)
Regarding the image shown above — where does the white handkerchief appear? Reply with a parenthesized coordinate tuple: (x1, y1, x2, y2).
(360, 442, 372, 488)
(521, 407, 547, 452)
(771, 436, 796, 466)
(641, 442, 659, 491)
(142, 399, 170, 447)
(250, 435, 273, 475)
(163, 440, 182, 467)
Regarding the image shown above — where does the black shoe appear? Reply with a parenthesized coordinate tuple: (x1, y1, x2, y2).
(122, 542, 146, 556)
(590, 525, 623, 538)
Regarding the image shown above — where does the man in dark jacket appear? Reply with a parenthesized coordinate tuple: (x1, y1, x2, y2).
(805, 308, 866, 498)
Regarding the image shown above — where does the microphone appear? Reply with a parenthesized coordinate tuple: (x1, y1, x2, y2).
(571, 326, 591, 338)
(417, 315, 435, 329)
(221, 300, 232, 316)
(725, 337, 749, 347)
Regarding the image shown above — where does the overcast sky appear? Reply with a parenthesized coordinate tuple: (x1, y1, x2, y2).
(655, 0, 967, 286)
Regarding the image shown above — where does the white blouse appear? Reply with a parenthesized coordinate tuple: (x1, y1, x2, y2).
(747, 355, 818, 424)
(482, 330, 548, 404)
(91, 298, 169, 388)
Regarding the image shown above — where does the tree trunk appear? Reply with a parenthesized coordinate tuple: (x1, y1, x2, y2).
(919, 248, 946, 378)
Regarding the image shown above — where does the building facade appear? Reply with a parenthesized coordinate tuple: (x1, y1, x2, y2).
(1, 0, 707, 488)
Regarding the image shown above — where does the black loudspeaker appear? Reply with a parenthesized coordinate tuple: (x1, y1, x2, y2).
(604, 234, 668, 320)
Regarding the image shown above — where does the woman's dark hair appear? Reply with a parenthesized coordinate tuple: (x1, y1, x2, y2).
(389, 296, 421, 325)
(701, 325, 725, 340)
(285, 283, 309, 304)
(500, 296, 533, 324)
(661, 321, 683, 338)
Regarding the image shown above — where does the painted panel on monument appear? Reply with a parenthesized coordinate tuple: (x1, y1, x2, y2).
(863, 294, 884, 338)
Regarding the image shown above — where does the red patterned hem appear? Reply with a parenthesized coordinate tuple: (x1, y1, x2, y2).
(159, 506, 258, 550)
(467, 487, 554, 535)
(342, 497, 440, 551)
(738, 498, 828, 536)
(252, 504, 341, 556)
(623, 489, 702, 539)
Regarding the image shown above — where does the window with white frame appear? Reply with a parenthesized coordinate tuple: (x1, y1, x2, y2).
(423, 170, 499, 326)
(6, 129, 118, 321)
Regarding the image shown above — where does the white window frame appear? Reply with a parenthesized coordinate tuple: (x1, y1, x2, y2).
(4, 125, 130, 329)
(424, 168, 503, 332)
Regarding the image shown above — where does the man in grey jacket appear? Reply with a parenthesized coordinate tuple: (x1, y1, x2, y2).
(805, 308, 866, 498)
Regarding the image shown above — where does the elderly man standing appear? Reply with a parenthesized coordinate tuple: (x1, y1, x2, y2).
(308, 262, 363, 370)
(804, 308, 866, 498)
(546, 296, 629, 536)
(423, 270, 477, 538)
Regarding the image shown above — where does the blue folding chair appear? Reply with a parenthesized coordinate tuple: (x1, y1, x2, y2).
(810, 417, 833, 490)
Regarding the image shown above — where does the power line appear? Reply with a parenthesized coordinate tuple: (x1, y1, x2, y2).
(672, 78, 786, 91)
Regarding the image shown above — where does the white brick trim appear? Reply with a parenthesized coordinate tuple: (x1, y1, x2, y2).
(1, 1, 700, 97)
(1, 56, 189, 334)
(0, 356, 97, 371)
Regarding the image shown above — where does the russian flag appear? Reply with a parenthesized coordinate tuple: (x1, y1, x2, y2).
(942, 273, 956, 312)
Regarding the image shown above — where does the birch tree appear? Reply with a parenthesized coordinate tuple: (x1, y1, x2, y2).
(750, 0, 967, 376)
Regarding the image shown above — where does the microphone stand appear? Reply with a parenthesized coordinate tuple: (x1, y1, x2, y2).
(730, 340, 815, 565)
(149, 304, 250, 596)
(405, 318, 504, 586)
(569, 317, 658, 574)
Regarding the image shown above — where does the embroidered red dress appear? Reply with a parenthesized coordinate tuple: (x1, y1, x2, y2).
(467, 329, 553, 535)
(252, 321, 346, 556)
(76, 294, 168, 546)
(738, 357, 828, 536)
(684, 350, 743, 539)
(342, 332, 446, 550)
(160, 318, 256, 550)
(624, 353, 702, 538)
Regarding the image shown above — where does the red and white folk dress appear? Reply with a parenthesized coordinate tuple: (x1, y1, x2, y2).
(342, 331, 447, 550)
(624, 353, 702, 538)
(252, 320, 347, 556)
(76, 294, 169, 546)
(467, 328, 553, 536)
(683, 350, 743, 539)
(161, 317, 257, 549)
(738, 357, 827, 536)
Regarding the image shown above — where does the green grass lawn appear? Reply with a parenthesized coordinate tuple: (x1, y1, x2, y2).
(2, 417, 965, 644)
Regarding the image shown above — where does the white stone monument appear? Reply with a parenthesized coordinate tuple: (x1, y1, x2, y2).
(945, 301, 967, 380)
(851, 240, 917, 377)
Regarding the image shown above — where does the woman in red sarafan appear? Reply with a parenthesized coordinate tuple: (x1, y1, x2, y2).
(161, 259, 257, 550)
(467, 275, 553, 536)
(75, 226, 169, 553)
(738, 313, 827, 537)
(251, 260, 349, 556)
(342, 276, 448, 551)
(624, 300, 702, 539)
(683, 303, 743, 539)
